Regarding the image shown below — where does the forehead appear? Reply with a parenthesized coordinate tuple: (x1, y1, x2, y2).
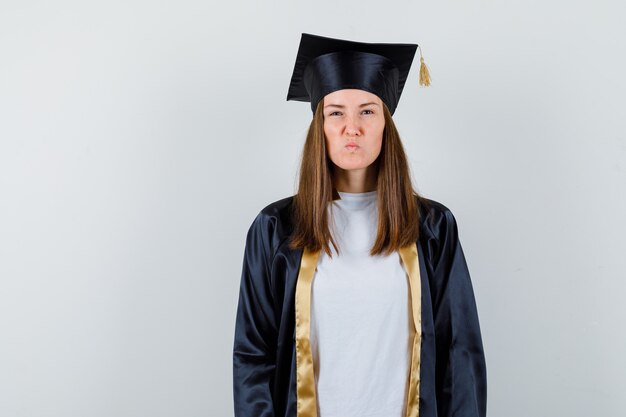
(323, 89, 382, 105)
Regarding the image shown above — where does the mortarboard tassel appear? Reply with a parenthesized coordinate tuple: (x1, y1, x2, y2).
(418, 46, 431, 87)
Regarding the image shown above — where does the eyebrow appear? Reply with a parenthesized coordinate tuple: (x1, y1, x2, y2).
(323, 102, 380, 109)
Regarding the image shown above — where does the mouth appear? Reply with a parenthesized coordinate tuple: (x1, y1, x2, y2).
(345, 143, 359, 151)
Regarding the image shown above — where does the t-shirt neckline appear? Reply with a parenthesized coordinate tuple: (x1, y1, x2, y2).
(336, 190, 377, 199)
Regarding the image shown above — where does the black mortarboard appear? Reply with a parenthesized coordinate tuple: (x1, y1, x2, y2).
(286, 33, 430, 115)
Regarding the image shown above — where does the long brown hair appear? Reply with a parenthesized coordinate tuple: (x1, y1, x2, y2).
(289, 98, 427, 257)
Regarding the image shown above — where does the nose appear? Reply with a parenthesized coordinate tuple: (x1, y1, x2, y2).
(344, 115, 361, 137)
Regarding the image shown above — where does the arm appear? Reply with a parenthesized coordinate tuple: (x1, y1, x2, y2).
(233, 212, 277, 417)
(432, 208, 487, 417)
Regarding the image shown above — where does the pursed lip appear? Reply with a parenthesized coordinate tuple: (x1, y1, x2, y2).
(345, 142, 359, 149)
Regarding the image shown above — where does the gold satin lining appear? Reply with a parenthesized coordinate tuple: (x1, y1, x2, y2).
(295, 247, 321, 417)
(294, 243, 421, 417)
(399, 243, 422, 417)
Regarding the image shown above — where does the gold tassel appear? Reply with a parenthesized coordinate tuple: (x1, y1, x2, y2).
(418, 46, 431, 87)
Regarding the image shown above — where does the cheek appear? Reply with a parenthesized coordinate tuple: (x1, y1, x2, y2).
(324, 122, 339, 137)
(324, 125, 341, 152)
(370, 124, 384, 153)
(369, 137, 383, 160)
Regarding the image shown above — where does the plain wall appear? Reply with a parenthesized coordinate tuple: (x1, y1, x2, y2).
(1, 1, 625, 416)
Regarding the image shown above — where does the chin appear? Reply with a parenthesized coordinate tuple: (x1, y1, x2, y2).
(335, 160, 373, 171)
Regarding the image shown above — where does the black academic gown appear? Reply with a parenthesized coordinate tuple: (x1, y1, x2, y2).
(233, 195, 487, 417)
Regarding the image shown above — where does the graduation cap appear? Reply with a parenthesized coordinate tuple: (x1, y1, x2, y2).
(286, 33, 430, 115)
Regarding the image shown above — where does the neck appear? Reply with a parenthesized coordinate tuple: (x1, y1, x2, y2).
(333, 164, 377, 193)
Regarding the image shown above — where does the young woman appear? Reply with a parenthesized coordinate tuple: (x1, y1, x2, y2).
(233, 33, 487, 417)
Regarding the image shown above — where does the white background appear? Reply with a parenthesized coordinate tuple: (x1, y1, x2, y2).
(1, 1, 625, 416)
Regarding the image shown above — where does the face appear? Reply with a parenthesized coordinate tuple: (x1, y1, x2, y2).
(323, 89, 385, 172)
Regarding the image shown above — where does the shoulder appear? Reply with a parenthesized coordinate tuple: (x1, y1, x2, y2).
(419, 196, 456, 222)
(417, 196, 465, 272)
(418, 196, 460, 242)
(246, 195, 296, 251)
(258, 195, 295, 219)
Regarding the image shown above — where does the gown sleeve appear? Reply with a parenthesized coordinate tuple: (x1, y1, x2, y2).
(431, 207, 487, 417)
(233, 212, 277, 417)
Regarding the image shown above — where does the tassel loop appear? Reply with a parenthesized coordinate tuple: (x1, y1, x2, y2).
(418, 46, 431, 87)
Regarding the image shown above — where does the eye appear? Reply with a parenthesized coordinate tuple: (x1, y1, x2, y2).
(329, 111, 342, 117)
(362, 109, 374, 115)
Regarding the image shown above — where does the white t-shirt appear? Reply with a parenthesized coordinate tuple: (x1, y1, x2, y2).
(310, 190, 412, 417)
